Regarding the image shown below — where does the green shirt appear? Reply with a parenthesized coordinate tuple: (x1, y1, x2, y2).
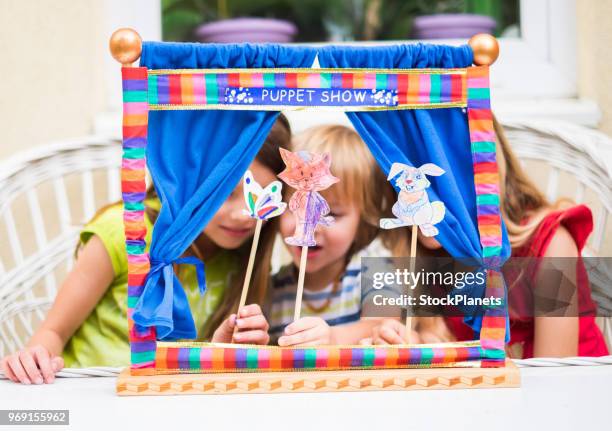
(62, 201, 238, 367)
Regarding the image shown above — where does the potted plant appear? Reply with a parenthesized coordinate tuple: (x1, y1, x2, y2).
(162, 0, 298, 43)
(322, 0, 417, 41)
(318, 0, 504, 42)
(411, 0, 498, 39)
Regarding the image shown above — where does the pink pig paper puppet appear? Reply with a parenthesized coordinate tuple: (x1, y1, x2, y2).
(380, 162, 446, 237)
(278, 148, 339, 247)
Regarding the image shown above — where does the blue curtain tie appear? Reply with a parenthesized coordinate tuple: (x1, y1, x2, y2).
(165, 256, 207, 295)
(132, 256, 207, 339)
(147, 257, 207, 297)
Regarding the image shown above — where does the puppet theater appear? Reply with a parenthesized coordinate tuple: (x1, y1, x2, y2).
(110, 28, 520, 395)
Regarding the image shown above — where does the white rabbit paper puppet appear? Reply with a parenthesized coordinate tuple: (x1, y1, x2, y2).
(380, 162, 446, 237)
(242, 170, 287, 220)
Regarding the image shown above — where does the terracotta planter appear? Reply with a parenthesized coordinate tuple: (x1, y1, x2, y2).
(412, 14, 496, 39)
(196, 18, 297, 43)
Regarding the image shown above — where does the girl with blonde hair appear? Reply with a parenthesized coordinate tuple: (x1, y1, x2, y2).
(267, 124, 402, 346)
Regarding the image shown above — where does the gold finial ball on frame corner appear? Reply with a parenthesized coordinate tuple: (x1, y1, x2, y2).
(109, 28, 142, 65)
(468, 33, 499, 66)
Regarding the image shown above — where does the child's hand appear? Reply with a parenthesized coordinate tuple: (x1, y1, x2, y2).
(370, 319, 421, 345)
(211, 304, 270, 345)
(278, 317, 334, 347)
(1, 346, 64, 384)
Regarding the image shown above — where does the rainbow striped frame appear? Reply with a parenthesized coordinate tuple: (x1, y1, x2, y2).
(120, 65, 506, 375)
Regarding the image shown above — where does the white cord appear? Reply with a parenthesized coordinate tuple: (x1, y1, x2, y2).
(0, 367, 122, 379)
(52, 367, 122, 377)
(1, 357, 612, 379)
(514, 355, 612, 367)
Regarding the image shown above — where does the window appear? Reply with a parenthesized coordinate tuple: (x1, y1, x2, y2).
(99, 0, 594, 133)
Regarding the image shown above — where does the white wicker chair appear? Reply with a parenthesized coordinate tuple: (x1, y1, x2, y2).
(0, 137, 122, 357)
(503, 120, 612, 255)
(0, 122, 611, 357)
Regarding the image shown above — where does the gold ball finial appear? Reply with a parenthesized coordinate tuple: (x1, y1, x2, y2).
(468, 33, 499, 66)
(109, 28, 142, 66)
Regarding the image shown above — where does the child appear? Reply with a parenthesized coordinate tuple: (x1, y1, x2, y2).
(0, 115, 292, 384)
(368, 116, 609, 358)
(267, 125, 400, 347)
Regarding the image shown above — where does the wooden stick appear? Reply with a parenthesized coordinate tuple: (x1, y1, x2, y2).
(406, 224, 418, 343)
(410, 224, 418, 260)
(235, 218, 263, 322)
(293, 245, 309, 321)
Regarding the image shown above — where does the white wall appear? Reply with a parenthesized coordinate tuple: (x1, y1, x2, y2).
(0, 0, 161, 160)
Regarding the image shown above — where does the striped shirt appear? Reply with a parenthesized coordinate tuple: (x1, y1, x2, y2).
(267, 239, 392, 343)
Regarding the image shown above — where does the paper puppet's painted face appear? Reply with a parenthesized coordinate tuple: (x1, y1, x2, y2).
(390, 164, 443, 194)
(278, 148, 339, 192)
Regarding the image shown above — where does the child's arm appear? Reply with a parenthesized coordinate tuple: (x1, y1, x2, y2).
(1, 236, 115, 384)
(532, 226, 579, 357)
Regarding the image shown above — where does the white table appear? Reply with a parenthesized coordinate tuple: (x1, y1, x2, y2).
(1, 366, 611, 431)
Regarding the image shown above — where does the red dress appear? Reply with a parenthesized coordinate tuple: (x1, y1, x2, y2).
(447, 205, 608, 358)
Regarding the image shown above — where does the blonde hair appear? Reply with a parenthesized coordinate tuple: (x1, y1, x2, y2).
(294, 127, 452, 340)
(291, 125, 394, 259)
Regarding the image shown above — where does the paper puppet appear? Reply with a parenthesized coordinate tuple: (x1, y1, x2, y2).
(380, 162, 446, 237)
(235, 171, 288, 320)
(242, 170, 286, 220)
(278, 148, 339, 247)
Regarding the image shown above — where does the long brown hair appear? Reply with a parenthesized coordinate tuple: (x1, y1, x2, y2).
(200, 114, 292, 338)
(493, 115, 572, 248)
(80, 114, 292, 340)
(413, 116, 573, 341)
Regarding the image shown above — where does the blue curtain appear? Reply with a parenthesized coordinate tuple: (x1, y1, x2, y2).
(317, 44, 511, 338)
(133, 42, 317, 339)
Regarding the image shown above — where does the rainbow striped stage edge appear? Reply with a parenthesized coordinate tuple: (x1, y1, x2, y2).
(133, 340, 502, 376)
(121, 64, 507, 374)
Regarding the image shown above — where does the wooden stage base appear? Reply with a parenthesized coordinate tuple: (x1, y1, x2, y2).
(116, 361, 520, 395)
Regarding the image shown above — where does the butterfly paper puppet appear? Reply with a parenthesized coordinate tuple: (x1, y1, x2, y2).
(278, 148, 339, 247)
(380, 162, 446, 237)
(242, 170, 287, 221)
